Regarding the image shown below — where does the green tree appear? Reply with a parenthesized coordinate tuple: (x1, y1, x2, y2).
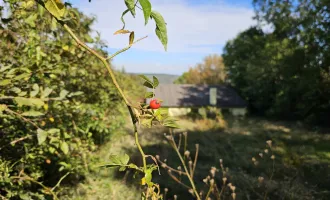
(223, 0, 330, 125)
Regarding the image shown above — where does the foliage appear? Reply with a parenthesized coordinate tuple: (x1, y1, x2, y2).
(174, 54, 226, 85)
(0, 0, 175, 199)
(0, 1, 130, 198)
(222, 0, 330, 125)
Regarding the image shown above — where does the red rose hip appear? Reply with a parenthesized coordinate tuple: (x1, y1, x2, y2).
(149, 99, 161, 109)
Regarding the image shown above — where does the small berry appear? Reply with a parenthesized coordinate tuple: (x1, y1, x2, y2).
(149, 99, 161, 109)
(45, 159, 51, 164)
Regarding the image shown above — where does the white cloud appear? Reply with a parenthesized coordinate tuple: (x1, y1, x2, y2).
(73, 0, 256, 53)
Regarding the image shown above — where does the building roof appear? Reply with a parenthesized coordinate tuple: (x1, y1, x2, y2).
(147, 84, 247, 108)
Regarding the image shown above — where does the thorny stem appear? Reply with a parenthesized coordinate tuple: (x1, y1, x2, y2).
(56, 21, 147, 171)
(170, 137, 201, 200)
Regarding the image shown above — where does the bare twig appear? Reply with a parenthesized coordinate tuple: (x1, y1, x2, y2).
(192, 144, 199, 178)
(166, 135, 201, 200)
(51, 172, 71, 191)
(106, 36, 148, 60)
(167, 170, 192, 190)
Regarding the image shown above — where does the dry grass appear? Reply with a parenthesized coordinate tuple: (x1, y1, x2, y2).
(63, 115, 330, 200)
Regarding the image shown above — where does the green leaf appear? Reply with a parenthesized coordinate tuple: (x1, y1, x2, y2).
(14, 97, 45, 108)
(124, 0, 136, 17)
(0, 79, 11, 86)
(41, 87, 53, 98)
(13, 73, 31, 81)
(141, 117, 153, 128)
(143, 81, 154, 89)
(139, 0, 152, 25)
(144, 168, 154, 187)
(129, 31, 135, 45)
(153, 76, 159, 88)
(21, 111, 44, 117)
(59, 89, 69, 99)
(25, 13, 38, 27)
(151, 11, 168, 51)
(37, 129, 48, 145)
(60, 141, 69, 154)
(0, 104, 7, 113)
(145, 92, 154, 98)
(98, 154, 130, 168)
(44, 0, 66, 20)
(30, 84, 39, 97)
(139, 75, 153, 84)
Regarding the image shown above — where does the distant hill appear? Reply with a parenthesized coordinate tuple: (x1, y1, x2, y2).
(129, 73, 180, 84)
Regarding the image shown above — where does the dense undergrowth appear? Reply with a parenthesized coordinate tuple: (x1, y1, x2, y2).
(0, 1, 144, 198)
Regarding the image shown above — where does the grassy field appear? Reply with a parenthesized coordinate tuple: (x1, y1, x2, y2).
(63, 115, 330, 200)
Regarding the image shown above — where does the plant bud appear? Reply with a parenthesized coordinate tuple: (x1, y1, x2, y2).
(222, 177, 227, 184)
(184, 150, 190, 157)
(188, 189, 194, 194)
(266, 140, 272, 147)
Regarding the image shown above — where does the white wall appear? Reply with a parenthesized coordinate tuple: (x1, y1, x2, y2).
(229, 108, 247, 116)
(168, 108, 191, 117)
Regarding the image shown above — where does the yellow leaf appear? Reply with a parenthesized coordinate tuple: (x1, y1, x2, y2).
(141, 177, 146, 185)
(113, 29, 131, 35)
(129, 31, 135, 45)
(43, 104, 49, 111)
(41, 121, 46, 126)
(49, 117, 55, 122)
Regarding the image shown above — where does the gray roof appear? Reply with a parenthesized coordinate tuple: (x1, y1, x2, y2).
(147, 84, 247, 108)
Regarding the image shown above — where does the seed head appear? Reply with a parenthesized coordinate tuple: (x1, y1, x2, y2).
(222, 177, 227, 184)
(174, 195, 177, 200)
(188, 189, 194, 194)
(230, 185, 236, 192)
(252, 157, 256, 162)
(266, 140, 272, 147)
(219, 159, 223, 164)
(231, 192, 236, 200)
(210, 179, 215, 185)
(184, 150, 190, 157)
(259, 153, 263, 158)
(258, 176, 264, 183)
(210, 167, 216, 177)
(164, 188, 168, 192)
(271, 155, 275, 160)
(264, 149, 269, 154)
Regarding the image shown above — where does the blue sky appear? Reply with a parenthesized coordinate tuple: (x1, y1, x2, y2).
(69, 0, 256, 75)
